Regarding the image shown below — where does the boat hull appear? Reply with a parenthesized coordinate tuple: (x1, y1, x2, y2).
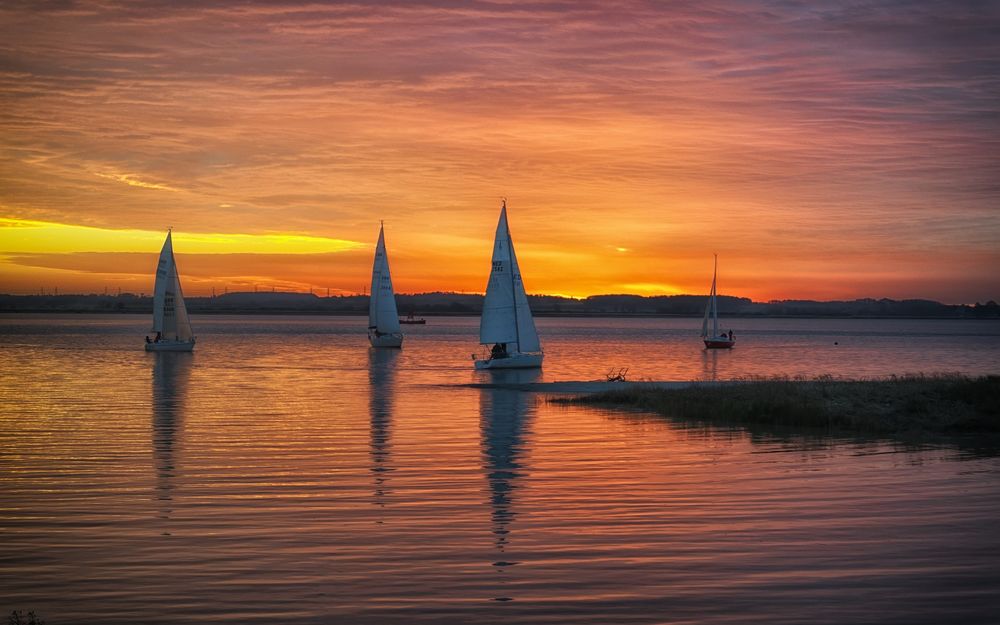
(145, 339, 195, 352)
(369, 331, 403, 348)
(704, 338, 735, 349)
(474, 352, 543, 370)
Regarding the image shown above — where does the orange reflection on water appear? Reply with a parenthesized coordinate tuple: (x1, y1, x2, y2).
(1, 315, 999, 623)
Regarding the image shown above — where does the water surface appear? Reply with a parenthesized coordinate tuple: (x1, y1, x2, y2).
(1, 315, 998, 623)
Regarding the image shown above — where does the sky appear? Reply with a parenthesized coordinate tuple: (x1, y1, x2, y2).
(1, 0, 998, 303)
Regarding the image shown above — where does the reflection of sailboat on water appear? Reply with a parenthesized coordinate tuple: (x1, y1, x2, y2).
(701, 348, 720, 382)
(151, 351, 192, 525)
(480, 369, 538, 556)
(368, 348, 399, 510)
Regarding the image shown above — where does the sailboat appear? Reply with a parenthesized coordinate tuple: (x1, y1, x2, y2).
(474, 200, 543, 369)
(701, 254, 735, 349)
(368, 222, 403, 348)
(145, 230, 195, 352)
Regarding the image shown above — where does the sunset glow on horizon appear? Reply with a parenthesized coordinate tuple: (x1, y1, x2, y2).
(1, 1, 998, 303)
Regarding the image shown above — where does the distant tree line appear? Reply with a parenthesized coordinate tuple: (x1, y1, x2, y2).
(1, 291, 998, 318)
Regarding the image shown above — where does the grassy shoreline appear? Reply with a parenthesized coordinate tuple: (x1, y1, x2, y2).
(556, 375, 1000, 435)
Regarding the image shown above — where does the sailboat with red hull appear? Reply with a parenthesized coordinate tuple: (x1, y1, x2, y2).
(701, 254, 735, 349)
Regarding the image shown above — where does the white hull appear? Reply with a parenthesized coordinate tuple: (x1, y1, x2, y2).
(369, 331, 403, 348)
(145, 339, 195, 352)
(474, 352, 543, 370)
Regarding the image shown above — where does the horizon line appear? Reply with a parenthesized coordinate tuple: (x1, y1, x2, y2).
(2, 290, 996, 308)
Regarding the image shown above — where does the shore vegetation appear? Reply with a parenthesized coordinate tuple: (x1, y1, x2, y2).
(559, 375, 1000, 435)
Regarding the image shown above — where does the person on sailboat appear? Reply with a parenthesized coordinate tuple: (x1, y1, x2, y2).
(728, 330, 734, 341)
(491, 343, 508, 359)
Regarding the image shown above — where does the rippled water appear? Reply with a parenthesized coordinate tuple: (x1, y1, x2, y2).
(2, 315, 999, 624)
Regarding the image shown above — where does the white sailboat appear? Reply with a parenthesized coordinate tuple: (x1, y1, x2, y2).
(145, 230, 195, 352)
(368, 222, 403, 348)
(474, 200, 543, 369)
(701, 254, 735, 349)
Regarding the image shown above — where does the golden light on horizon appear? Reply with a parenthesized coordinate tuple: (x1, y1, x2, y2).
(620, 283, 686, 296)
(0, 218, 364, 255)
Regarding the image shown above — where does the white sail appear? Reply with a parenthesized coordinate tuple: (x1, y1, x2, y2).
(508, 233, 540, 353)
(151, 231, 193, 341)
(171, 266, 193, 341)
(369, 224, 401, 335)
(479, 203, 540, 353)
(151, 234, 172, 333)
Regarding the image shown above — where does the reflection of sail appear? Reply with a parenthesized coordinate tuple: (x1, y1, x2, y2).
(368, 348, 399, 511)
(479, 369, 538, 554)
(151, 352, 192, 525)
(701, 348, 719, 381)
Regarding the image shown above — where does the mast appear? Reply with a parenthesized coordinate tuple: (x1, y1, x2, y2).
(711, 254, 719, 337)
(701, 262, 710, 339)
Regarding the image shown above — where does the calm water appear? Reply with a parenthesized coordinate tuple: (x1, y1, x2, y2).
(1, 314, 999, 624)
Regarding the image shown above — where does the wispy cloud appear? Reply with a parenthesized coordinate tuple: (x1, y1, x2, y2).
(0, 0, 998, 301)
(94, 171, 178, 191)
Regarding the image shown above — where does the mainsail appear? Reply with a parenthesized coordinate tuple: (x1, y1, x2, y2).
(151, 231, 193, 341)
(479, 203, 540, 353)
(369, 224, 401, 335)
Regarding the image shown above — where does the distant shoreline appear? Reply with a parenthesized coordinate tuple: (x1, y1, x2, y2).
(2, 309, 999, 321)
(2, 291, 997, 318)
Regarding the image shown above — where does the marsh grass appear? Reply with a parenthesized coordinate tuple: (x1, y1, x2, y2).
(8, 612, 44, 625)
(559, 374, 1000, 435)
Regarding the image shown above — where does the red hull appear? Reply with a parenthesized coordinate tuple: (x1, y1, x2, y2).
(704, 339, 735, 349)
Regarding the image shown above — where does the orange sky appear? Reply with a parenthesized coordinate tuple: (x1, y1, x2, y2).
(1, 1, 998, 303)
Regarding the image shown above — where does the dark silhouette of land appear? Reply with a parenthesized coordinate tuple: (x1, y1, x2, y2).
(557, 374, 1000, 437)
(1, 291, 997, 318)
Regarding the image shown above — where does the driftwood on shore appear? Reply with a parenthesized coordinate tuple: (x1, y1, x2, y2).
(556, 375, 1000, 435)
